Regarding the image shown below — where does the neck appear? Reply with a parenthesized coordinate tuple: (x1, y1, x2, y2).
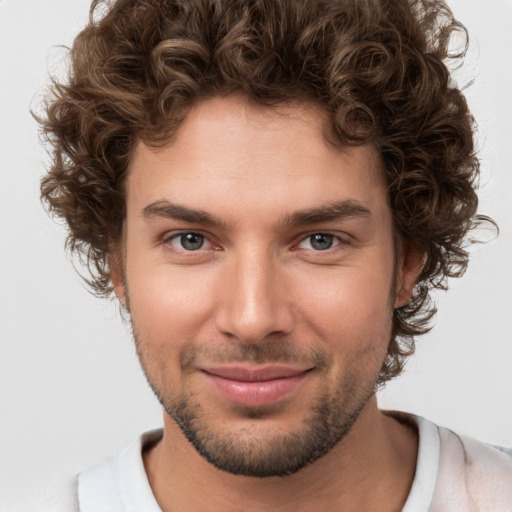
(143, 396, 418, 512)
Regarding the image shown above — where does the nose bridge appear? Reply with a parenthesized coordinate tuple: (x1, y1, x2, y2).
(215, 243, 293, 343)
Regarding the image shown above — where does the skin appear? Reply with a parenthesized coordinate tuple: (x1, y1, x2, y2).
(112, 96, 422, 511)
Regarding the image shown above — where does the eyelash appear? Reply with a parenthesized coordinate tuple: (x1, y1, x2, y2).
(164, 231, 216, 252)
(295, 232, 345, 251)
(162, 231, 349, 253)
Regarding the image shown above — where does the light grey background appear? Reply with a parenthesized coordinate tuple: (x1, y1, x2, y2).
(1, 0, 511, 507)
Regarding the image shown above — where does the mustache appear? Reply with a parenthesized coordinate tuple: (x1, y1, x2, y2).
(179, 340, 332, 371)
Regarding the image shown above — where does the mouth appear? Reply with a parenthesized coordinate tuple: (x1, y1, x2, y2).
(200, 364, 313, 407)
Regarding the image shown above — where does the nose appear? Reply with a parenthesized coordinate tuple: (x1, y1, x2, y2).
(214, 248, 295, 344)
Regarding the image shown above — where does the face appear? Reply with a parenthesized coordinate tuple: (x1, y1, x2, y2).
(114, 96, 417, 478)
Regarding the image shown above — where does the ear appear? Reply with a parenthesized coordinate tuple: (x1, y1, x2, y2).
(109, 252, 128, 309)
(394, 239, 424, 308)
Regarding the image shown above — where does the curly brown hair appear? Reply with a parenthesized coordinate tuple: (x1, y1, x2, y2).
(39, 0, 492, 383)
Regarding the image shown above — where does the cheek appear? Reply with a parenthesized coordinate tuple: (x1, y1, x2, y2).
(126, 266, 220, 398)
(295, 263, 394, 338)
(126, 258, 218, 355)
(291, 257, 395, 385)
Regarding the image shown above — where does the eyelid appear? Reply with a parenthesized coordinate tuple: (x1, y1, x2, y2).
(160, 229, 352, 252)
(162, 230, 218, 251)
(294, 231, 351, 251)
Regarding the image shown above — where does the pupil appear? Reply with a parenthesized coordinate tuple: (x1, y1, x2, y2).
(181, 233, 203, 250)
(311, 234, 333, 250)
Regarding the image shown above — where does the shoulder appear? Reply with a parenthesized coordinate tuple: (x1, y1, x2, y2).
(77, 429, 162, 512)
(18, 478, 79, 512)
(391, 412, 512, 512)
(432, 421, 512, 511)
(12, 429, 162, 512)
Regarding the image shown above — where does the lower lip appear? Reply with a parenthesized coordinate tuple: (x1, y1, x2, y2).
(202, 371, 309, 407)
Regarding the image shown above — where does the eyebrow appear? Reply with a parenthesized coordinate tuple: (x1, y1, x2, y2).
(142, 200, 228, 228)
(142, 199, 371, 228)
(281, 200, 372, 226)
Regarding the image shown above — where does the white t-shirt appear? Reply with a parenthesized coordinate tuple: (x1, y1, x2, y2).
(29, 414, 512, 511)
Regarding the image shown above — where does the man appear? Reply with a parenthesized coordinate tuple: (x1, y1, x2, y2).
(34, 0, 511, 510)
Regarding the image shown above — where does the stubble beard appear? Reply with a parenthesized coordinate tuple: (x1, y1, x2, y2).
(165, 379, 375, 477)
(132, 330, 385, 478)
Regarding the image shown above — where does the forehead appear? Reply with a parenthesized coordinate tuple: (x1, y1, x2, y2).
(127, 96, 388, 219)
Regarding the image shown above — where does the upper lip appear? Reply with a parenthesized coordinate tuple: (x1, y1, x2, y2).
(200, 365, 312, 382)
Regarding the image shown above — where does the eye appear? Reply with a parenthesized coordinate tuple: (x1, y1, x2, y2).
(297, 233, 340, 251)
(168, 232, 208, 251)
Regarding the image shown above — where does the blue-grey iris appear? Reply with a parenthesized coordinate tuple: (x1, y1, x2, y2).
(180, 233, 204, 250)
(310, 234, 333, 250)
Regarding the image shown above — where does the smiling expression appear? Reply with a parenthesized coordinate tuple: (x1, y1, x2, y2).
(113, 96, 417, 477)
